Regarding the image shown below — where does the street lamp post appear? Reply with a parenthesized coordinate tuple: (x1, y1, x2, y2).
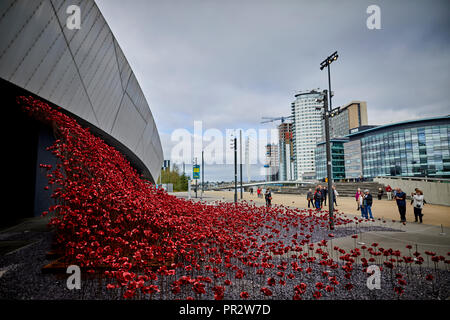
(240, 130, 243, 199)
(234, 136, 238, 203)
(201, 150, 204, 199)
(323, 90, 334, 230)
(194, 157, 198, 198)
(320, 51, 339, 230)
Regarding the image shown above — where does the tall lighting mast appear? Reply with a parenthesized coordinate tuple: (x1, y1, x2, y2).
(319, 51, 339, 230)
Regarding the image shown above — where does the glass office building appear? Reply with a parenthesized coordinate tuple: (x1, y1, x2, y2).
(346, 116, 450, 178)
(315, 139, 347, 181)
(344, 139, 363, 180)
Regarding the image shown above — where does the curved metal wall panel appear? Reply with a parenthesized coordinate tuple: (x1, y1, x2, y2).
(0, 0, 163, 182)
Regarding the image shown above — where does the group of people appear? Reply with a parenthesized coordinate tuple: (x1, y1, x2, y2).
(253, 187, 273, 207)
(356, 185, 426, 223)
(306, 185, 339, 210)
(355, 188, 373, 219)
(250, 184, 426, 223)
(388, 187, 425, 223)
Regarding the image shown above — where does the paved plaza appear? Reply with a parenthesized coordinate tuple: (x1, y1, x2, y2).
(172, 190, 450, 269)
(179, 190, 450, 227)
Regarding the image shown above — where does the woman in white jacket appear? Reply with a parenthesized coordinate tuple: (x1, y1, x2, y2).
(412, 189, 424, 223)
(332, 185, 339, 206)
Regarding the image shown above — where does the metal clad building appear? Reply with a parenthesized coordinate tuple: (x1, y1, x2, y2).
(0, 0, 163, 182)
(0, 0, 163, 224)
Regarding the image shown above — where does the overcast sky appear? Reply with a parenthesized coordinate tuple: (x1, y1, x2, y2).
(96, 0, 450, 182)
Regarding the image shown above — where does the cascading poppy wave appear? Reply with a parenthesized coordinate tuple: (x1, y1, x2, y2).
(16, 96, 449, 300)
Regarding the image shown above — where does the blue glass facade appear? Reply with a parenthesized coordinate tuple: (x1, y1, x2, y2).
(315, 139, 347, 181)
(347, 117, 450, 179)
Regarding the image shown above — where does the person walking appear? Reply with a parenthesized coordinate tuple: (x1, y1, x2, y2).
(332, 185, 338, 206)
(265, 188, 272, 207)
(360, 195, 366, 218)
(250, 187, 254, 195)
(412, 189, 424, 223)
(319, 185, 325, 208)
(313, 187, 322, 210)
(386, 185, 392, 200)
(322, 186, 328, 206)
(395, 188, 407, 222)
(363, 189, 373, 219)
(257, 187, 261, 198)
(306, 189, 314, 208)
(377, 187, 383, 200)
(355, 188, 362, 211)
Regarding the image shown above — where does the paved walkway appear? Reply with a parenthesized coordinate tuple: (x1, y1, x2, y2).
(178, 190, 450, 227)
(171, 191, 450, 269)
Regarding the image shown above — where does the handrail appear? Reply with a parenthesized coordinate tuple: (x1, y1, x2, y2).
(374, 176, 450, 183)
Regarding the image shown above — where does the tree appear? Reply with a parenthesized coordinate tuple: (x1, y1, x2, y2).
(158, 164, 188, 192)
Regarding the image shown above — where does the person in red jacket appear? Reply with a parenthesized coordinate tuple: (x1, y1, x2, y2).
(385, 185, 392, 200)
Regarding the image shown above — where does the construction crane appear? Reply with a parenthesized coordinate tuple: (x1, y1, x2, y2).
(260, 115, 293, 124)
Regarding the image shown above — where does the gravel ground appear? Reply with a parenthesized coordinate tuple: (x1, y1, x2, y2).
(0, 222, 448, 300)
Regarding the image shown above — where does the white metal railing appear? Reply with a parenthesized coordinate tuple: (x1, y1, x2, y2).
(374, 176, 450, 183)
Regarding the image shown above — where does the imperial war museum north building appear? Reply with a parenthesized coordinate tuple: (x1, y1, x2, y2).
(0, 0, 163, 226)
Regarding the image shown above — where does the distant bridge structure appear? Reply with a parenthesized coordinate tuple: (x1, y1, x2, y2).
(213, 180, 316, 190)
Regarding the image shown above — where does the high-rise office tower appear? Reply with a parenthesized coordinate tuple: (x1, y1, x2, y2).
(278, 122, 294, 181)
(264, 143, 279, 182)
(325, 101, 368, 138)
(291, 89, 324, 181)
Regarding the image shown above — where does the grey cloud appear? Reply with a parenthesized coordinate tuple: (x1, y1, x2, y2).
(96, 0, 450, 181)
